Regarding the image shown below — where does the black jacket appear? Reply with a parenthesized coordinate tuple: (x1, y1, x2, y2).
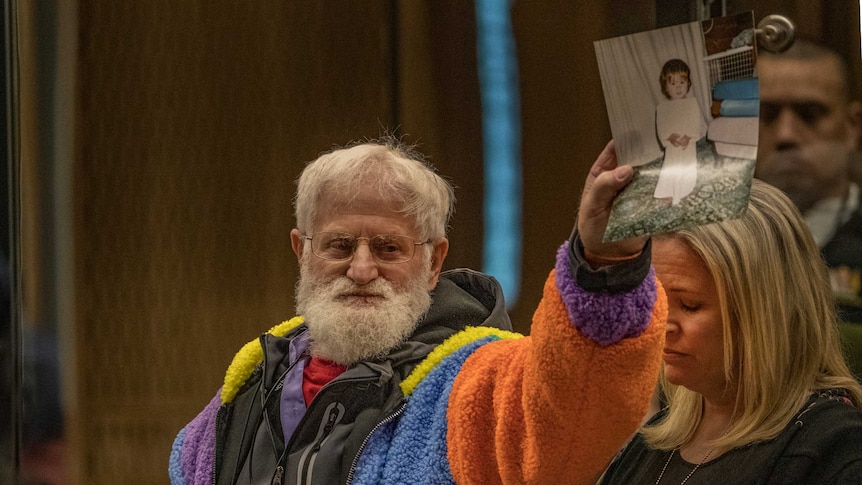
(215, 269, 512, 485)
(823, 203, 862, 323)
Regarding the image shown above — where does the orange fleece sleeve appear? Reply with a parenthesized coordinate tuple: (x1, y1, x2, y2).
(447, 270, 666, 484)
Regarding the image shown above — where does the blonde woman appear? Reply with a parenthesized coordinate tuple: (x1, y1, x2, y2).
(600, 179, 862, 484)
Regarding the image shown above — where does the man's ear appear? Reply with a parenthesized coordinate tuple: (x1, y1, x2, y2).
(427, 238, 449, 290)
(290, 229, 305, 261)
(845, 100, 862, 149)
(847, 101, 862, 184)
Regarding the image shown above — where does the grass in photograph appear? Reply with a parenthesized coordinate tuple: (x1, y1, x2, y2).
(604, 139, 755, 241)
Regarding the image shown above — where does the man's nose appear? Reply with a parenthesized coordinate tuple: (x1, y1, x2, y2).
(346, 242, 379, 284)
(771, 107, 805, 148)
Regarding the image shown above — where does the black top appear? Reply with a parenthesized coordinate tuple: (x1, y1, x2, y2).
(822, 203, 862, 324)
(600, 390, 862, 484)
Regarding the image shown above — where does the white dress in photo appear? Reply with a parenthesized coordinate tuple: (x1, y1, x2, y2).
(653, 96, 707, 205)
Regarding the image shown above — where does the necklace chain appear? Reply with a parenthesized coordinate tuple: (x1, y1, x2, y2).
(655, 415, 734, 485)
(654, 445, 716, 485)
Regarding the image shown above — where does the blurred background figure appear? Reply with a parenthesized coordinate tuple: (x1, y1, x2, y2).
(756, 39, 862, 324)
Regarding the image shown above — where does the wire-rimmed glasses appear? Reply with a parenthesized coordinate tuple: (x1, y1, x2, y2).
(303, 232, 430, 264)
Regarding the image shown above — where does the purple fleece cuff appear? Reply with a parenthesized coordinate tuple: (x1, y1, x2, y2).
(555, 243, 656, 346)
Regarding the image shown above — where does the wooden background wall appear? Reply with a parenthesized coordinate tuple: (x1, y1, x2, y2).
(16, 1, 860, 483)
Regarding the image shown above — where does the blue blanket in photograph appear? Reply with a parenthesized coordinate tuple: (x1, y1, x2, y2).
(713, 78, 759, 100)
(719, 98, 759, 117)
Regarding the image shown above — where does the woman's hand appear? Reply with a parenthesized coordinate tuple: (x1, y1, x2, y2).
(578, 140, 648, 265)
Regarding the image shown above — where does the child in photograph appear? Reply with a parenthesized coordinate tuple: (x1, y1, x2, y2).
(653, 59, 708, 206)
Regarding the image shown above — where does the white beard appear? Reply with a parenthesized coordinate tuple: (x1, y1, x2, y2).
(295, 259, 433, 365)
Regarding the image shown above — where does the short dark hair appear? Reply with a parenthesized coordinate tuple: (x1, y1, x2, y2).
(759, 39, 852, 100)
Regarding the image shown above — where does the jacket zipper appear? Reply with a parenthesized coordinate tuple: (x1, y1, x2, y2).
(271, 465, 284, 485)
(344, 399, 407, 485)
(296, 401, 345, 484)
(212, 406, 223, 485)
(215, 333, 305, 485)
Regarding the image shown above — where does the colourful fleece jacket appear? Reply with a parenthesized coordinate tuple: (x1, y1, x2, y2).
(170, 241, 666, 484)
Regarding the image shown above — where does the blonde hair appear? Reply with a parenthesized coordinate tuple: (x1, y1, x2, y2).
(293, 136, 455, 240)
(644, 179, 862, 451)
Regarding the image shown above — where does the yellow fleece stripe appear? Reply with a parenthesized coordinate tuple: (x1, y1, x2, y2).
(221, 316, 305, 404)
(400, 326, 523, 397)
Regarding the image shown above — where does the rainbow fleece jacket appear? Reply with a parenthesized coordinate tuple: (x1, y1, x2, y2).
(170, 240, 666, 485)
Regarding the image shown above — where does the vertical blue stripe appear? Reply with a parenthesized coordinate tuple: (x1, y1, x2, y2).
(475, 0, 522, 307)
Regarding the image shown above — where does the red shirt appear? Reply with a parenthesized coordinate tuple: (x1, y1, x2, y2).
(302, 356, 347, 406)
